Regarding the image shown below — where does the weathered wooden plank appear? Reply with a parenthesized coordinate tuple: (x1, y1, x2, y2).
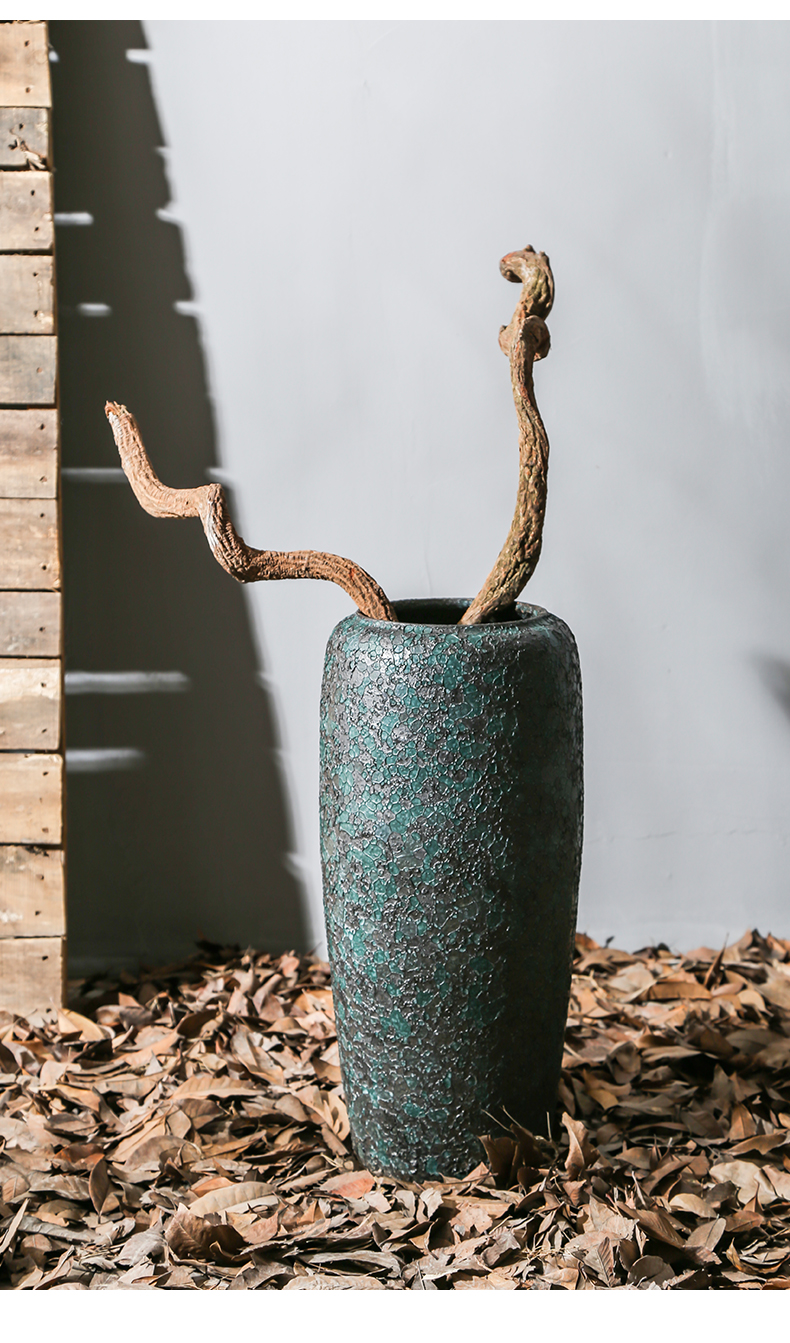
(0, 23, 51, 109)
(0, 935, 64, 1012)
(0, 752, 62, 844)
(0, 172, 52, 251)
(0, 844, 64, 938)
(0, 658, 60, 750)
(0, 499, 59, 588)
(0, 592, 60, 656)
(0, 255, 53, 334)
(0, 335, 56, 405)
(0, 108, 49, 169)
(0, 408, 57, 497)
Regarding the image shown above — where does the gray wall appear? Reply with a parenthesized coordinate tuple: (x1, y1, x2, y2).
(63, 20, 790, 962)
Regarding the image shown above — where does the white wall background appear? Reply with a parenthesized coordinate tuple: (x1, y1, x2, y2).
(141, 19, 790, 954)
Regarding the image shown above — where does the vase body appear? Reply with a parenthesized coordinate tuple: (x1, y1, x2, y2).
(319, 599, 583, 1180)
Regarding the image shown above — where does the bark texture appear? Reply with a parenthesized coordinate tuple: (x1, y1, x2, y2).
(104, 402, 397, 622)
(460, 246, 554, 626)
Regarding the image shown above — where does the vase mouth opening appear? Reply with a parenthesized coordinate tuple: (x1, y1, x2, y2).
(360, 598, 545, 628)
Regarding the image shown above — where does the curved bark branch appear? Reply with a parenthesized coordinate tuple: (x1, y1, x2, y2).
(460, 246, 554, 626)
(105, 402, 397, 622)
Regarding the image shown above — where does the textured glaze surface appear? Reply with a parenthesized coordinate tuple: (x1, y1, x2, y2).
(320, 599, 583, 1180)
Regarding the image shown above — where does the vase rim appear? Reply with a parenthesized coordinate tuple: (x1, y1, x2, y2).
(354, 597, 547, 629)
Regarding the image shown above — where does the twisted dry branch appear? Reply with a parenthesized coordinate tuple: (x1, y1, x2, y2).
(460, 246, 554, 626)
(104, 402, 397, 622)
(106, 245, 552, 629)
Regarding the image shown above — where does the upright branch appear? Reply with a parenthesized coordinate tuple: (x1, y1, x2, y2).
(105, 403, 397, 622)
(460, 246, 554, 626)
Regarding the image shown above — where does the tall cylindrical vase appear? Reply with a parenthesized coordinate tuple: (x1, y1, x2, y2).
(319, 599, 583, 1181)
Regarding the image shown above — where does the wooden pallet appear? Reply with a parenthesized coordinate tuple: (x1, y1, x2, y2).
(0, 21, 64, 1013)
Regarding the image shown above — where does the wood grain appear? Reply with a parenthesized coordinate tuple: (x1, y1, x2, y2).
(0, 845, 64, 938)
(0, 592, 60, 656)
(0, 335, 57, 405)
(0, 108, 49, 168)
(0, 658, 60, 750)
(0, 408, 57, 497)
(0, 23, 64, 1006)
(0, 255, 53, 334)
(0, 172, 52, 251)
(0, 23, 51, 109)
(0, 499, 59, 588)
(0, 753, 62, 844)
(0, 936, 64, 1012)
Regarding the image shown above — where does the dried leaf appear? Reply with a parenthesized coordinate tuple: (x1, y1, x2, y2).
(451, 1199, 500, 1238)
(647, 979, 711, 1001)
(586, 1196, 635, 1239)
(240, 1210, 281, 1245)
(709, 1160, 777, 1206)
(562, 1113, 597, 1178)
(724, 1208, 765, 1235)
(760, 970, 790, 1011)
(729, 1103, 758, 1141)
(319, 1170, 375, 1200)
(177, 1010, 218, 1038)
(729, 1131, 789, 1157)
(478, 1135, 520, 1186)
(608, 965, 655, 997)
(230, 1028, 285, 1084)
(115, 1226, 166, 1266)
(188, 1182, 276, 1216)
(29, 1247, 73, 1290)
(230, 1260, 293, 1288)
(313, 1057, 342, 1085)
(296, 1087, 350, 1141)
(165, 1211, 245, 1263)
(764, 1166, 790, 1200)
(627, 1207, 686, 1249)
(284, 1273, 388, 1290)
(170, 1075, 260, 1102)
(271, 1094, 311, 1124)
(28, 1175, 90, 1203)
(56, 1010, 109, 1042)
(753, 1039, 790, 1068)
(88, 1158, 118, 1215)
(590, 1236, 617, 1287)
(305, 1248, 402, 1274)
(453, 1268, 518, 1289)
(628, 1255, 675, 1286)
(669, 1192, 719, 1219)
(0, 1197, 29, 1254)
(685, 1217, 726, 1251)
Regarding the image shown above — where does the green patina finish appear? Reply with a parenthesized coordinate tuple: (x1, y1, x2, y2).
(320, 599, 583, 1180)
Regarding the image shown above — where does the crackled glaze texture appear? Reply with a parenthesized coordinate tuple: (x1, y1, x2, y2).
(319, 599, 583, 1180)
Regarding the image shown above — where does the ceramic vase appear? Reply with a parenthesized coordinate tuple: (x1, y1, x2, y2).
(319, 598, 583, 1180)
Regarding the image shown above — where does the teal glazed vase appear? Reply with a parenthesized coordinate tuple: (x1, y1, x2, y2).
(319, 598, 583, 1180)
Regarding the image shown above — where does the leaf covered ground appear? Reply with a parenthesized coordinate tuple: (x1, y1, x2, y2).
(1, 929, 790, 1290)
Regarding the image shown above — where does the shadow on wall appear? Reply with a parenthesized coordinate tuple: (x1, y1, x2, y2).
(756, 656, 790, 728)
(50, 20, 308, 972)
